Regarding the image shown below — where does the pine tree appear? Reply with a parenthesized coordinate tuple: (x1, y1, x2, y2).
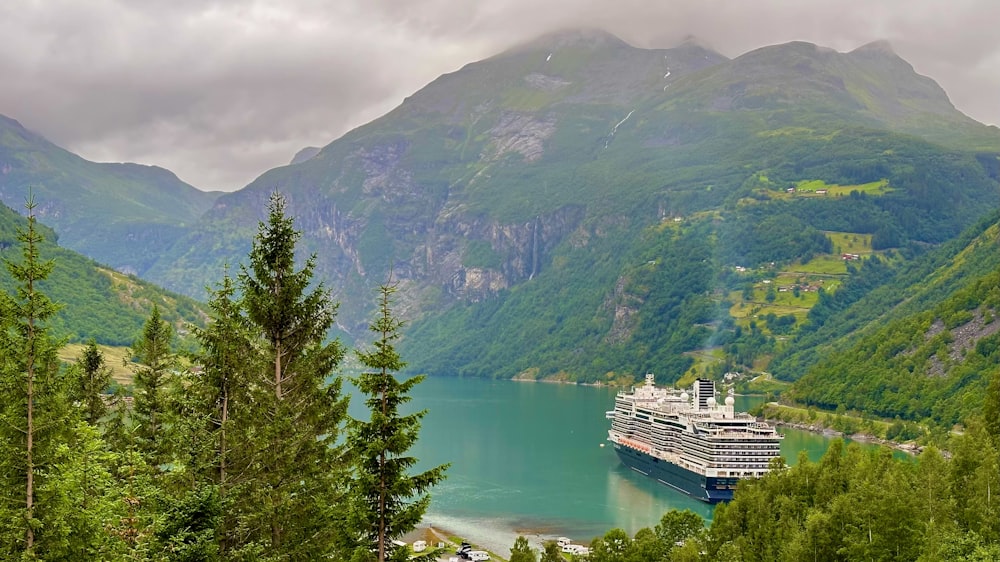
(188, 269, 254, 554)
(75, 339, 113, 425)
(0, 197, 76, 556)
(229, 192, 350, 557)
(346, 281, 448, 562)
(131, 304, 175, 466)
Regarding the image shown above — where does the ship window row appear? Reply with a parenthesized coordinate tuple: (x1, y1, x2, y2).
(686, 450, 780, 464)
(707, 445, 781, 452)
(680, 437, 779, 450)
(686, 452, 778, 464)
(682, 448, 779, 463)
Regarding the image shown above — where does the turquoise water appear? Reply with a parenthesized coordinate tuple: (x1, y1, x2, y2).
(357, 377, 861, 550)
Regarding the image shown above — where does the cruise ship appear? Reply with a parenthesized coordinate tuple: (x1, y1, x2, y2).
(606, 375, 783, 503)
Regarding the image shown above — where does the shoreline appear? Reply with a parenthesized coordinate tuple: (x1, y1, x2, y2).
(765, 418, 924, 456)
(510, 375, 613, 387)
(406, 515, 597, 561)
(509, 376, 925, 456)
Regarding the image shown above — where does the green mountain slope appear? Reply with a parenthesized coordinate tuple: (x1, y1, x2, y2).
(0, 114, 221, 275)
(0, 202, 206, 346)
(774, 210, 1000, 427)
(126, 31, 1000, 383)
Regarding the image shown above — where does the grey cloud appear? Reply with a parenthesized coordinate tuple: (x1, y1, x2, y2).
(1, 0, 998, 191)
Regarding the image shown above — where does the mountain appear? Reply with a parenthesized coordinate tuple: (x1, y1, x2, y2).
(658, 39, 1000, 149)
(140, 29, 731, 312)
(777, 209, 1000, 427)
(90, 31, 1000, 384)
(290, 146, 322, 165)
(0, 114, 221, 275)
(0, 202, 206, 346)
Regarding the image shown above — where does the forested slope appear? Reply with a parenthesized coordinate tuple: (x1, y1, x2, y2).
(779, 214, 1000, 426)
(0, 203, 205, 345)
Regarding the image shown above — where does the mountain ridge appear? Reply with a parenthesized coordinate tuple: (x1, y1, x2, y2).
(0, 114, 221, 274)
(130, 32, 999, 342)
(2, 30, 998, 412)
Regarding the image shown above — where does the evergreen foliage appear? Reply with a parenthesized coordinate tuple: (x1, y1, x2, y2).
(785, 265, 1000, 426)
(0, 199, 129, 559)
(0, 191, 463, 559)
(577, 422, 1000, 560)
(186, 269, 249, 553)
(344, 282, 448, 561)
(704, 430, 1000, 561)
(0, 198, 70, 556)
(131, 305, 176, 466)
(73, 339, 113, 425)
(207, 192, 350, 559)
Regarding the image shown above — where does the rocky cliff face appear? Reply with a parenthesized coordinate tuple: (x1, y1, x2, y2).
(137, 30, 1000, 346)
(284, 168, 586, 327)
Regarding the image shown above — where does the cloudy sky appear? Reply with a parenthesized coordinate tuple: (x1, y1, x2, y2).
(2, 0, 998, 192)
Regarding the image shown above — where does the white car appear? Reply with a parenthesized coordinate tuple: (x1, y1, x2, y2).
(468, 551, 491, 561)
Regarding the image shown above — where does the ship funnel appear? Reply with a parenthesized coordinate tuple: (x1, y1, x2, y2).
(693, 379, 715, 410)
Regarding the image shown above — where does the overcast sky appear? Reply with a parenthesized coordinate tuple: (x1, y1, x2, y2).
(2, 0, 998, 192)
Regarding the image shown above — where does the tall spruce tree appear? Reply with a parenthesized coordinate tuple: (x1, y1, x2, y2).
(228, 192, 349, 558)
(0, 198, 77, 556)
(346, 282, 448, 562)
(187, 269, 255, 555)
(131, 305, 175, 466)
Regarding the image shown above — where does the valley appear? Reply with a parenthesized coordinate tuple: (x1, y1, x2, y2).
(0, 24, 999, 559)
(2, 30, 998, 437)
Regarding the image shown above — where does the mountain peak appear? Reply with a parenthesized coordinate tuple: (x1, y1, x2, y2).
(851, 39, 897, 57)
(0, 113, 48, 148)
(677, 34, 715, 51)
(290, 146, 321, 166)
(510, 28, 630, 53)
(0, 113, 26, 130)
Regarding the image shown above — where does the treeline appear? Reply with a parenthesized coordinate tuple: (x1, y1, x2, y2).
(540, 380, 1000, 561)
(0, 194, 444, 561)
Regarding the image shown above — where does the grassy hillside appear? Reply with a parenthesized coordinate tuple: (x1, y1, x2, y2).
(0, 203, 206, 347)
(772, 210, 1000, 428)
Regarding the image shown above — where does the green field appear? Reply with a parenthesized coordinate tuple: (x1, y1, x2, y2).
(825, 231, 874, 255)
(794, 178, 891, 196)
(741, 373, 791, 394)
(58, 343, 134, 385)
(761, 178, 893, 201)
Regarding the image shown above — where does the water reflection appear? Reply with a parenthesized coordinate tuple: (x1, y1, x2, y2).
(604, 463, 714, 531)
(375, 377, 890, 547)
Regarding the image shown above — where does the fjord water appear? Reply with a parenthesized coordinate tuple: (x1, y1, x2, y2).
(382, 376, 843, 549)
